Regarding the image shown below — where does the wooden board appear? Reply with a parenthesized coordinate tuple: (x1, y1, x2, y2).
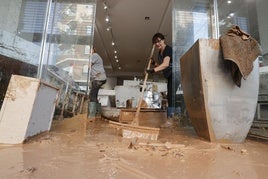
(109, 121, 160, 140)
(119, 109, 166, 128)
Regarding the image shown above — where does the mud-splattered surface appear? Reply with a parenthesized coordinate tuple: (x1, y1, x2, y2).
(0, 114, 268, 179)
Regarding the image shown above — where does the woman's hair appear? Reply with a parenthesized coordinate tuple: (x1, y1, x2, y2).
(152, 33, 165, 44)
(92, 46, 97, 53)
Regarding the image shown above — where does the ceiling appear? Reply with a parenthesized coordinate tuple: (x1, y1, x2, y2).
(93, 0, 172, 80)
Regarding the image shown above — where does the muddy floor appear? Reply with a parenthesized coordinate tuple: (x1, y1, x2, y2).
(0, 114, 268, 179)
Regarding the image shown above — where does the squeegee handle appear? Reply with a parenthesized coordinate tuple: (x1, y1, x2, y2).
(132, 45, 155, 125)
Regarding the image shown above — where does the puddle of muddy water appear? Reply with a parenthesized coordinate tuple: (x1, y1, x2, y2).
(0, 114, 268, 179)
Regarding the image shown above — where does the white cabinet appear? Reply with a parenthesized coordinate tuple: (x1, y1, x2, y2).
(0, 75, 59, 144)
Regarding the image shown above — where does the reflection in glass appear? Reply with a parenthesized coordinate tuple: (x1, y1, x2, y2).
(45, 1, 96, 91)
(0, 0, 48, 108)
(172, 0, 212, 109)
(173, 0, 212, 61)
(0, 0, 96, 111)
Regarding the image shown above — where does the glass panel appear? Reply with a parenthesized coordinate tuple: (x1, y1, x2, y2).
(217, 0, 268, 103)
(0, 0, 47, 108)
(173, 0, 268, 116)
(173, 0, 268, 67)
(172, 0, 213, 110)
(44, 0, 96, 92)
(0, 0, 96, 109)
(218, 0, 268, 66)
(173, 0, 212, 63)
(218, 0, 257, 37)
(256, 0, 268, 66)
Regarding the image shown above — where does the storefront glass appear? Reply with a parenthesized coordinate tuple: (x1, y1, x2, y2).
(173, 0, 268, 68)
(0, 0, 96, 109)
(44, 0, 96, 92)
(0, 0, 48, 107)
(173, 0, 268, 114)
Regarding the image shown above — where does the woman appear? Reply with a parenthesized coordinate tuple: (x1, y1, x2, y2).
(147, 33, 180, 127)
(88, 47, 107, 121)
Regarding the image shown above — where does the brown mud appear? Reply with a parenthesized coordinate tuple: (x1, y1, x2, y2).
(0, 114, 268, 179)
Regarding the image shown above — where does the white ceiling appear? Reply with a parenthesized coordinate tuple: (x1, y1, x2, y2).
(93, 0, 172, 79)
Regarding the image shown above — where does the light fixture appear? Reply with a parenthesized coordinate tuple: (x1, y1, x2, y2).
(103, 1, 122, 71)
(106, 27, 111, 31)
(227, 0, 232, 4)
(229, 12, 234, 17)
(103, 2, 108, 9)
(105, 16, 109, 22)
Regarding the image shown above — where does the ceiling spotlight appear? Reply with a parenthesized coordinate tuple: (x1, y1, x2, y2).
(106, 27, 111, 31)
(114, 50, 117, 54)
(105, 16, 109, 22)
(116, 59, 119, 62)
(115, 55, 117, 58)
(229, 13, 234, 16)
(227, 0, 232, 4)
(111, 41, 115, 46)
(118, 67, 121, 70)
(103, 2, 108, 9)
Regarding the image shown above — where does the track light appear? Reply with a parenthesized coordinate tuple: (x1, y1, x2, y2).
(106, 27, 111, 31)
(105, 16, 109, 22)
(103, 1, 122, 71)
(227, 12, 234, 18)
(103, 2, 108, 9)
